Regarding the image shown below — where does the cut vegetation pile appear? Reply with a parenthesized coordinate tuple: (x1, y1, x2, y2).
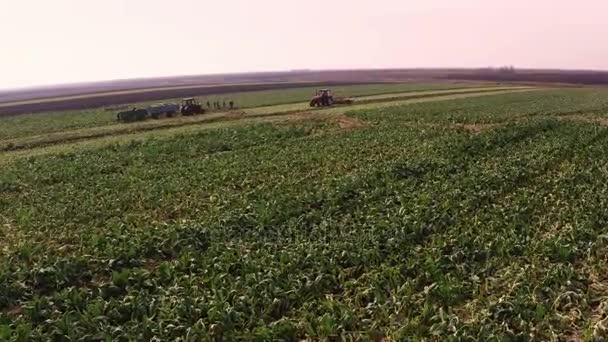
(4, 84, 608, 340)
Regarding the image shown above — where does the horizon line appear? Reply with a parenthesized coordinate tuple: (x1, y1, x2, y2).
(4, 66, 608, 92)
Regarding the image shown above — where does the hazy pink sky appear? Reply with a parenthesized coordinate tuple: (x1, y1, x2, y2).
(2, 0, 608, 88)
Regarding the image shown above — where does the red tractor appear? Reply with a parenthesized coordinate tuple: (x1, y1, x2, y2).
(310, 89, 333, 107)
(309, 89, 354, 107)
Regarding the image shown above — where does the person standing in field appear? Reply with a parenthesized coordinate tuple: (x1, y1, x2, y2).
(206, 101, 211, 109)
(222, 101, 226, 109)
(229, 100, 234, 109)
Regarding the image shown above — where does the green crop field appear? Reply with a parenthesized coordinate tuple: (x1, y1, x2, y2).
(5, 85, 608, 340)
(0, 82, 485, 142)
(0, 85, 518, 155)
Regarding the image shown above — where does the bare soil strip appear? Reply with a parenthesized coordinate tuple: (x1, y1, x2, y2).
(556, 114, 608, 127)
(456, 123, 500, 133)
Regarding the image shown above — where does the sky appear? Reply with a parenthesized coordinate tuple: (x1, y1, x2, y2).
(2, 0, 608, 88)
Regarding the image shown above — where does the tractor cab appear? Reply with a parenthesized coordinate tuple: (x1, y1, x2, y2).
(181, 98, 199, 106)
(309, 88, 354, 107)
(180, 98, 204, 116)
(310, 89, 336, 107)
(317, 89, 332, 97)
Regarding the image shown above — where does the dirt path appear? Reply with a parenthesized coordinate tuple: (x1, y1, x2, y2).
(555, 114, 608, 127)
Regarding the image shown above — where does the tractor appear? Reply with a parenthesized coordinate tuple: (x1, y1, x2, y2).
(310, 89, 333, 107)
(180, 98, 205, 116)
(309, 89, 354, 107)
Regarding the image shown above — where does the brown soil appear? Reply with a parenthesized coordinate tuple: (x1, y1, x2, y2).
(398, 121, 501, 134)
(4, 305, 23, 317)
(455, 123, 499, 133)
(558, 115, 608, 127)
(333, 116, 368, 130)
(224, 111, 247, 119)
(278, 112, 369, 131)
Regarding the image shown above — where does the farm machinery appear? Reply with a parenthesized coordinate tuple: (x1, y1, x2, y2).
(180, 98, 205, 116)
(148, 103, 179, 119)
(309, 89, 354, 107)
(116, 108, 149, 122)
(116, 98, 205, 122)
